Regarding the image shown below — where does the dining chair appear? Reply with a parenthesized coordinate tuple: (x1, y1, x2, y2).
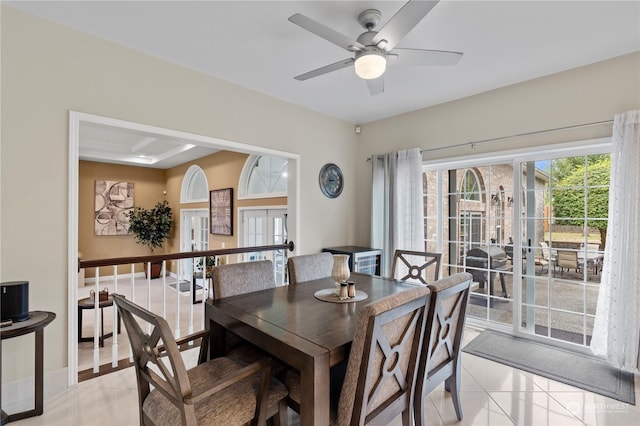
(212, 260, 289, 376)
(287, 252, 334, 285)
(391, 249, 442, 284)
(413, 272, 473, 425)
(282, 285, 431, 425)
(112, 293, 289, 426)
(212, 259, 276, 299)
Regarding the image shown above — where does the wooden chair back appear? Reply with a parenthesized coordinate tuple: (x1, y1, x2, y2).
(112, 293, 205, 425)
(336, 286, 431, 426)
(391, 250, 442, 284)
(112, 293, 286, 426)
(287, 252, 334, 285)
(414, 272, 473, 424)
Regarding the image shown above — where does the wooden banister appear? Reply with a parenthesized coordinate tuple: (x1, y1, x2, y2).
(79, 241, 295, 269)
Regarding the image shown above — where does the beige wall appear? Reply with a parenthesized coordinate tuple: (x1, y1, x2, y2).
(79, 152, 287, 278)
(165, 150, 288, 254)
(79, 161, 167, 277)
(354, 52, 640, 244)
(1, 6, 357, 380)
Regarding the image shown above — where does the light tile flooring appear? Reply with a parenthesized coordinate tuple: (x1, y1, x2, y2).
(10, 328, 639, 426)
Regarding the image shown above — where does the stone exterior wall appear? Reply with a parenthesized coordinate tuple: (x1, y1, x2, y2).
(423, 164, 546, 267)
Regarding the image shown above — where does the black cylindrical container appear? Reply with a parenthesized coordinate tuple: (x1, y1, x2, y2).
(1, 281, 29, 322)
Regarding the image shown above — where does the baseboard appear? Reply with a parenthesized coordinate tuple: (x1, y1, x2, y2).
(1, 367, 68, 413)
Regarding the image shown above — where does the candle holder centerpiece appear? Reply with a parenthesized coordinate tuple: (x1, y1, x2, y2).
(331, 254, 351, 295)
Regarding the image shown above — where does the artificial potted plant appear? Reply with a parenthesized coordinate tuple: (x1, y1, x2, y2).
(127, 200, 173, 279)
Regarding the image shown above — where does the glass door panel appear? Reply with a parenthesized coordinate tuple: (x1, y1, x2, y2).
(424, 164, 514, 328)
(518, 154, 608, 346)
(241, 209, 287, 285)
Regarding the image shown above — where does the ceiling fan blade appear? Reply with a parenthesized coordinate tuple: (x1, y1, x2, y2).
(289, 13, 365, 52)
(371, 0, 440, 51)
(366, 76, 384, 95)
(391, 48, 463, 66)
(294, 58, 355, 81)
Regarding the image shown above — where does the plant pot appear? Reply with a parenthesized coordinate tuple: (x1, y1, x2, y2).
(145, 262, 163, 279)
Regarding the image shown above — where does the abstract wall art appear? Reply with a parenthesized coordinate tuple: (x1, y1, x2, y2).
(95, 180, 135, 235)
(210, 188, 233, 235)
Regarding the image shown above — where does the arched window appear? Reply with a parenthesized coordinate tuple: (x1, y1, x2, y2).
(180, 165, 208, 203)
(461, 169, 481, 201)
(238, 155, 288, 199)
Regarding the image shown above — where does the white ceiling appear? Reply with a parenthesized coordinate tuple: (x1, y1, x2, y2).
(7, 0, 640, 167)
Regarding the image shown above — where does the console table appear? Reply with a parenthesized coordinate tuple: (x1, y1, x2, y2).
(0, 311, 56, 425)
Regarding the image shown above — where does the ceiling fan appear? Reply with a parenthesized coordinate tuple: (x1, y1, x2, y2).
(288, 0, 463, 95)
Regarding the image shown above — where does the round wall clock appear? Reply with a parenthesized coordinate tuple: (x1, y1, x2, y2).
(319, 163, 344, 198)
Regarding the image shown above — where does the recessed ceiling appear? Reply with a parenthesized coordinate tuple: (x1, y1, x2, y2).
(79, 122, 221, 169)
(7, 1, 640, 168)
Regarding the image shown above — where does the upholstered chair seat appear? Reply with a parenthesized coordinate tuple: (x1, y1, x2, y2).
(143, 357, 288, 426)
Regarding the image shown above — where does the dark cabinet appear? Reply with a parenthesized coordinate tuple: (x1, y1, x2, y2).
(322, 246, 382, 276)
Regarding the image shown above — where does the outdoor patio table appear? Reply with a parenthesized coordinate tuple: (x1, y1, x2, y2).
(205, 273, 418, 426)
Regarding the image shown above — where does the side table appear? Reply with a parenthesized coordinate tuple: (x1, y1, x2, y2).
(78, 296, 121, 347)
(0, 311, 56, 425)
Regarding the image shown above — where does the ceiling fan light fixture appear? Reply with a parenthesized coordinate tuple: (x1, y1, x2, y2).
(354, 48, 387, 80)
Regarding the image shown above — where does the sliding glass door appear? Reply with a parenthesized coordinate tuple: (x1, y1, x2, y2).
(423, 140, 610, 348)
(519, 154, 608, 346)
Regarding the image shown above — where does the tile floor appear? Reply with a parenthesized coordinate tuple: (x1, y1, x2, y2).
(9, 328, 639, 426)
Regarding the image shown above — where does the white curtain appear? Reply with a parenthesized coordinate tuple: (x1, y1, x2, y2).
(371, 148, 424, 277)
(590, 110, 640, 371)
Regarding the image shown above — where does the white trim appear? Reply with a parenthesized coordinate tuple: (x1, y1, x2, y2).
(67, 113, 79, 387)
(238, 192, 288, 201)
(68, 111, 301, 381)
(423, 137, 611, 170)
(238, 154, 259, 198)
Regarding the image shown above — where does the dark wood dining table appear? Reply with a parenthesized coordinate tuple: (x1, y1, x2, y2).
(205, 273, 418, 426)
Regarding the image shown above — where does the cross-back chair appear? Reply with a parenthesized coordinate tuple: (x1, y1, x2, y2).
(287, 252, 334, 285)
(391, 249, 442, 284)
(280, 286, 431, 425)
(334, 285, 431, 425)
(413, 272, 472, 424)
(111, 293, 288, 426)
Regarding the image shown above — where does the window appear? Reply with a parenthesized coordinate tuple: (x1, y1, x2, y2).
(238, 155, 288, 199)
(461, 169, 481, 201)
(180, 165, 208, 203)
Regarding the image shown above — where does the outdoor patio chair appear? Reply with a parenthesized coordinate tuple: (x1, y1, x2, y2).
(112, 293, 289, 426)
(287, 252, 333, 285)
(537, 242, 557, 273)
(556, 250, 581, 275)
